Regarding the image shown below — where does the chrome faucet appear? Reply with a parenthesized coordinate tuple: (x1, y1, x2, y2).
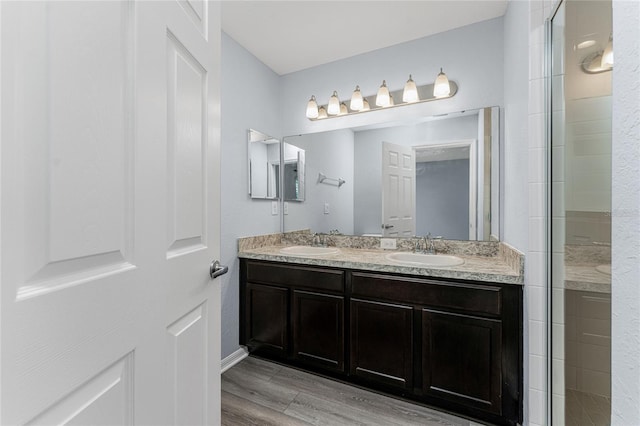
(425, 232, 443, 255)
(312, 233, 327, 247)
(425, 233, 435, 254)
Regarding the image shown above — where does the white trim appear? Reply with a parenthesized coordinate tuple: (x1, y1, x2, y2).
(220, 347, 249, 374)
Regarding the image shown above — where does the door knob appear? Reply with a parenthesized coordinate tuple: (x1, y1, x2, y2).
(209, 260, 228, 279)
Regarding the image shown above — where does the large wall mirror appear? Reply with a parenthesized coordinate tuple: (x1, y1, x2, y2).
(282, 106, 500, 241)
(248, 129, 280, 199)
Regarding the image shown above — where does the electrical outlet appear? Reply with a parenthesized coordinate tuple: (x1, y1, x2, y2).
(271, 201, 278, 215)
(283, 202, 289, 215)
(324, 203, 330, 214)
(380, 238, 397, 249)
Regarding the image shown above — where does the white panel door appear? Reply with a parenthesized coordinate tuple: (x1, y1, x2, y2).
(382, 142, 416, 237)
(0, 1, 222, 425)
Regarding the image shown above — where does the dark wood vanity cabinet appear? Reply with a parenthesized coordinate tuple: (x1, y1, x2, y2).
(244, 283, 289, 357)
(421, 308, 502, 414)
(240, 260, 345, 373)
(240, 259, 522, 426)
(350, 298, 414, 390)
(292, 289, 344, 373)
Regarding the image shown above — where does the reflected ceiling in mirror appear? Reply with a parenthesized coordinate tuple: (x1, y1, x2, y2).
(282, 107, 500, 241)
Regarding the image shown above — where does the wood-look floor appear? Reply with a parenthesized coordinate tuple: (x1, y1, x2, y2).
(221, 356, 479, 426)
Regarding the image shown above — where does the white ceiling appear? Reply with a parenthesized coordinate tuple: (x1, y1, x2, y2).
(221, 1, 509, 75)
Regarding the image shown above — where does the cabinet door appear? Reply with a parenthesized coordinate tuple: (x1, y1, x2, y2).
(350, 298, 413, 390)
(422, 309, 502, 414)
(292, 290, 344, 373)
(245, 283, 288, 357)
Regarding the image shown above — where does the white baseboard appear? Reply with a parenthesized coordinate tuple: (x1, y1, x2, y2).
(221, 346, 249, 373)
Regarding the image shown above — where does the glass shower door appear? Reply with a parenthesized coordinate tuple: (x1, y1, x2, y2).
(549, 1, 612, 424)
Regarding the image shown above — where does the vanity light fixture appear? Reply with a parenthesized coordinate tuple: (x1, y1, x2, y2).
(433, 68, 451, 98)
(305, 68, 457, 120)
(327, 91, 340, 115)
(402, 74, 419, 103)
(601, 34, 613, 68)
(581, 35, 613, 74)
(305, 95, 319, 119)
(376, 80, 390, 107)
(350, 85, 364, 111)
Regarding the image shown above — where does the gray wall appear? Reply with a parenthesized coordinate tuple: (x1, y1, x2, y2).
(284, 129, 355, 235)
(353, 115, 479, 235)
(416, 159, 469, 240)
(220, 33, 281, 359)
(279, 18, 504, 137)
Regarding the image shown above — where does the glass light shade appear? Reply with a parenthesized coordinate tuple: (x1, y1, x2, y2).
(376, 80, 390, 107)
(389, 94, 395, 106)
(601, 38, 613, 68)
(327, 91, 340, 115)
(402, 75, 419, 103)
(305, 95, 319, 119)
(361, 98, 370, 111)
(317, 106, 328, 119)
(433, 68, 451, 98)
(350, 85, 364, 111)
(339, 102, 348, 115)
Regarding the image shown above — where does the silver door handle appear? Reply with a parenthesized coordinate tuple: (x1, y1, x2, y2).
(209, 260, 228, 279)
(382, 224, 394, 229)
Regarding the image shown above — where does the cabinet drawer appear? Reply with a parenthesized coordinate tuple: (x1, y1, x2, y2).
(246, 260, 344, 293)
(351, 272, 501, 316)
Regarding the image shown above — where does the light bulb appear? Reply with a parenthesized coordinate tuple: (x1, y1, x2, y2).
(305, 95, 318, 119)
(350, 85, 364, 111)
(402, 74, 419, 103)
(376, 80, 390, 107)
(601, 36, 613, 68)
(361, 98, 370, 111)
(433, 68, 451, 98)
(327, 91, 340, 115)
(317, 106, 328, 119)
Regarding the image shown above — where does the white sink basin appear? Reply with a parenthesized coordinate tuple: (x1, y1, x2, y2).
(385, 252, 464, 267)
(595, 264, 611, 275)
(279, 246, 340, 256)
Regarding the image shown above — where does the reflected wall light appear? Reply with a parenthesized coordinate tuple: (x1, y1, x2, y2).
(305, 68, 457, 121)
(601, 34, 613, 68)
(581, 35, 613, 74)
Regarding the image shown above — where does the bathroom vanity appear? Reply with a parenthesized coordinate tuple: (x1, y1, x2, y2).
(238, 234, 524, 426)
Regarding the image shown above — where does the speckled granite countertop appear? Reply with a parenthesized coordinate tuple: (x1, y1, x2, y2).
(237, 232, 524, 285)
(563, 244, 611, 294)
(565, 265, 610, 294)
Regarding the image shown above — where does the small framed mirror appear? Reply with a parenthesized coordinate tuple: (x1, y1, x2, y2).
(248, 129, 280, 199)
